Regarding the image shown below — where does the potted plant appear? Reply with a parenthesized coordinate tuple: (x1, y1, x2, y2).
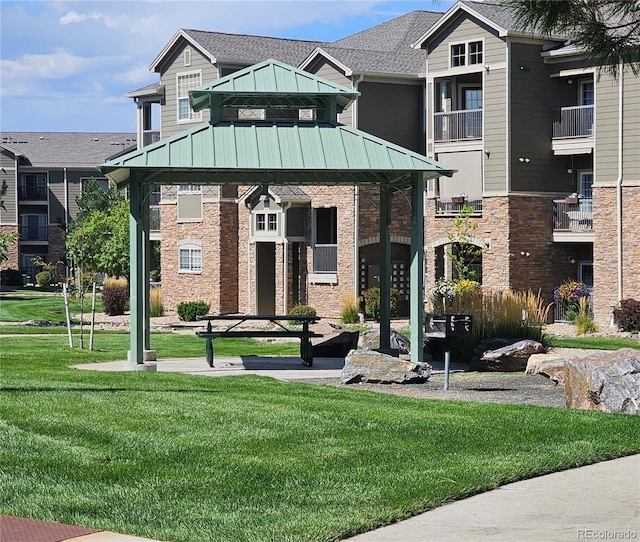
(565, 193, 579, 204)
(452, 192, 467, 204)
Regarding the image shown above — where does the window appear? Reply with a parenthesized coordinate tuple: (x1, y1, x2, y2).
(268, 214, 277, 231)
(450, 40, 483, 68)
(256, 214, 266, 231)
(451, 43, 466, 67)
(183, 48, 191, 67)
(255, 213, 278, 233)
(580, 81, 594, 105)
(313, 207, 337, 273)
(178, 184, 201, 193)
(178, 246, 202, 272)
(177, 71, 202, 122)
(20, 173, 47, 200)
(20, 214, 47, 241)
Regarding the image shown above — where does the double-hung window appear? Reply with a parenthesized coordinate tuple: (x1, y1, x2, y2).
(178, 245, 202, 273)
(177, 71, 202, 122)
(450, 40, 483, 68)
(313, 207, 338, 274)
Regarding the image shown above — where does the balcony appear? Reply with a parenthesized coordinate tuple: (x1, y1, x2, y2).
(552, 105, 594, 155)
(143, 130, 161, 147)
(20, 224, 48, 242)
(436, 198, 482, 215)
(434, 109, 482, 142)
(553, 199, 594, 242)
(19, 186, 47, 201)
(313, 244, 337, 273)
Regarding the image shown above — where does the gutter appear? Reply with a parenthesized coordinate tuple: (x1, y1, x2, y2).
(616, 59, 624, 308)
(352, 74, 364, 303)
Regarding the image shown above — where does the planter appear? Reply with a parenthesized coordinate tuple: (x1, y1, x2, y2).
(565, 197, 579, 204)
(452, 197, 466, 204)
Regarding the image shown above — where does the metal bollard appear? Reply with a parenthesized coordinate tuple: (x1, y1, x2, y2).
(444, 351, 450, 390)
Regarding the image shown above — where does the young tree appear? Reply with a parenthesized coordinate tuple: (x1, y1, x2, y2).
(502, 0, 640, 77)
(75, 177, 124, 219)
(446, 205, 484, 283)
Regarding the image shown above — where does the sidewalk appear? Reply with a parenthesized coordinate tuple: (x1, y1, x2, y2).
(3, 454, 638, 542)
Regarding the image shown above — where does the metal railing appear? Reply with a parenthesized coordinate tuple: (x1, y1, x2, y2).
(143, 130, 160, 147)
(19, 187, 47, 200)
(434, 109, 482, 142)
(554, 295, 593, 323)
(313, 244, 337, 273)
(552, 105, 593, 138)
(19, 224, 48, 241)
(553, 199, 593, 231)
(436, 198, 482, 215)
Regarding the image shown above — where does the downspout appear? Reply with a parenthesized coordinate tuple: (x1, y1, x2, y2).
(283, 202, 291, 313)
(352, 74, 364, 303)
(616, 59, 624, 308)
(64, 167, 69, 280)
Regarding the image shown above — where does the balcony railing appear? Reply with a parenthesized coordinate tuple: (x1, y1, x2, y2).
(313, 244, 337, 273)
(143, 130, 161, 147)
(553, 199, 593, 231)
(19, 187, 47, 201)
(552, 105, 594, 139)
(436, 198, 482, 215)
(554, 295, 593, 323)
(20, 224, 48, 241)
(434, 109, 482, 142)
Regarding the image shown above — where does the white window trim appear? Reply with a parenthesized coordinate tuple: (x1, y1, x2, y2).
(448, 39, 484, 70)
(176, 70, 203, 124)
(183, 48, 191, 67)
(178, 241, 203, 273)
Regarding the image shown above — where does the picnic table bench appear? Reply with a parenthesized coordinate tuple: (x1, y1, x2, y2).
(196, 314, 323, 367)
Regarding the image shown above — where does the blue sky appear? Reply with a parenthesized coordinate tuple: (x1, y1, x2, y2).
(1, 0, 455, 134)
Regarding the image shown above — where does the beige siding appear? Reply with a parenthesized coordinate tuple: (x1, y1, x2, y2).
(358, 81, 424, 153)
(427, 14, 505, 73)
(160, 42, 216, 138)
(483, 64, 507, 192)
(623, 69, 640, 182)
(509, 42, 570, 193)
(1, 148, 16, 169)
(48, 170, 66, 225)
(0, 154, 17, 224)
(307, 59, 353, 127)
(595, 72, 621, 184)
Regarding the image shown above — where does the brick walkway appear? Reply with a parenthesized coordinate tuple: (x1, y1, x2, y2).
(1, 514, 100, 542)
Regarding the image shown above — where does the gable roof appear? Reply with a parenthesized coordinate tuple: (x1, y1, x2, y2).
(0, 132, 137, 168)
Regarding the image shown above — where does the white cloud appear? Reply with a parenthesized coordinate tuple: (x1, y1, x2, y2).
(118, 63, 155, 84)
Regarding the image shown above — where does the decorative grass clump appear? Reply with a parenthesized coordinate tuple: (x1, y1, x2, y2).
(340, 293, 360, 324)
(149, 287, 164, 318)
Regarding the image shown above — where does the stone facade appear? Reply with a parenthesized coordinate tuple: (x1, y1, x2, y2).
(0, 225, 19, 272)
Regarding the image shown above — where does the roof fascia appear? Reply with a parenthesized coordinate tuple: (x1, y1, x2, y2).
(299, 47, 353, 76)
(0, 144, 22, 156)
(149, 29, 217, 73)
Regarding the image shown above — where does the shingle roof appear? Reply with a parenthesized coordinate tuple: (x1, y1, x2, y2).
(183, 29, 323, 67)
(0, 132, 137, 168)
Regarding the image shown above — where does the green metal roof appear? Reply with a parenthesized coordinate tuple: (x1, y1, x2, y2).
(99, 120, 455, 189)
(189, 58, 360, 115)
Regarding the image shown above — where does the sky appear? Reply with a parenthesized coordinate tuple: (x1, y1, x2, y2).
(1, 0, 455, 134)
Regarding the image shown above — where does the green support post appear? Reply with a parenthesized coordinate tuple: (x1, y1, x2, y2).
(410, 172, 425, 364)
(379, 183, 391, 349)
(129, 174, 146, 364)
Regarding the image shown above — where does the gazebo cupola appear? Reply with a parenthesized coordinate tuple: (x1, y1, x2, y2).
(189, 58, 360, 124)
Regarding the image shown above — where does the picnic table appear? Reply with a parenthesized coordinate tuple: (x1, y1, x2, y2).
(196, 314, 322, 367)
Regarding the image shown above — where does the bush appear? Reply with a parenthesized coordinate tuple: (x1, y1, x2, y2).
(150, 287, 164, 318)
(102, 277, 129, 316)
(340, 293, 360, 324)
(288, 304, 316, 325)
(613, 299, 640, 332)
(177, 301, 210, 322)
(362, 288, 398, 322)
(35, 271, 52, 287)
(1, 268, 23, 286)
(574, 297, 598, 335)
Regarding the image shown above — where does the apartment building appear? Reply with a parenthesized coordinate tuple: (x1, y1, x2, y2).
(126, 0, 638, 324)
(0, 133, 136, 284)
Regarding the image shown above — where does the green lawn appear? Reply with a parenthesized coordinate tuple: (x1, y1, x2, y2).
(0, 290, 103, 323)
(1, 331, 639, 542)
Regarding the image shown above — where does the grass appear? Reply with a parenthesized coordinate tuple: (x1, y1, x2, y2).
(1, 330, 639, 541)
(0, 290, 103, 323)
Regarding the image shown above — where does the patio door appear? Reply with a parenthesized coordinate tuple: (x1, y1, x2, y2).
(256, 242, 275, 314)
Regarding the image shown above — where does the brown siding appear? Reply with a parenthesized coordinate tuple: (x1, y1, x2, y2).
(358, 81, 424, 153)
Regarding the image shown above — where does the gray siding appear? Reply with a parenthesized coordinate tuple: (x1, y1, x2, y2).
(358, 81, 424, 153)
(0, 158, 17, 224)
(307, 59, 353, 127)
(160, 42, 216, 138)
(48, 170, 65, 225)
(595, 71, 621, 184)
(623, 70, 640, 181)
(509, 42, 570, 193)
(1, 148, 16, 169)
(483, 63, 507, 192)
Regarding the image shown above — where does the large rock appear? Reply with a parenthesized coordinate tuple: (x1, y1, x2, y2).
(564, 348, 640, 414)
(342, 350, 431, 384)
(526, 353, 567, 386)
(312, 330, 359, 358)
(361, 329, 411, 354)
(472, 338, 546, 372)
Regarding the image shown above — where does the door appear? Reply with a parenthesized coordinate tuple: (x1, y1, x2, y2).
(256, 242, 276, 314)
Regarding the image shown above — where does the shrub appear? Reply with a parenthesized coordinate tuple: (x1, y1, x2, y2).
(288, 304, 316, 325)
(150, 287, 164, 318)
(574, 297, 598, 335)
(177, 301, 210, 322)
(362, 287, 398, 322)
(554, 279, 589, 321)
(102, 277, 129, 316)
(340, 293, 360, 324)
(35, 271, 52, 287)
(613, 298, 640, 332)
(1, 268, 23, 286)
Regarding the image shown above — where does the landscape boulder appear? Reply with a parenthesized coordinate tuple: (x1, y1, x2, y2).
(526, 353, 567, 386)
(564, 348, 640, 414)
(311, 330, 359, 358)
(342, 350, 431, 384)
(472, 338, 546, 372)
(361, 329, 411, 354)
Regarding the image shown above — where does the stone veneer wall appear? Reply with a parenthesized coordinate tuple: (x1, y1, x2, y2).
(47, 226, 67, 270)
(593, 185, 640, 326)
(160, 201, 238, 313)
(0, 225, 19, 271)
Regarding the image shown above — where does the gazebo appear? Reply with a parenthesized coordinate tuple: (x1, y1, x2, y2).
(99, 59, 454, 366)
